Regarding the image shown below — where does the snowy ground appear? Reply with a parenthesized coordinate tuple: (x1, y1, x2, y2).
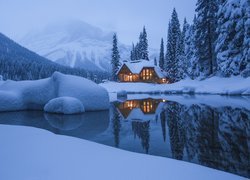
(100, 76, 250, 95)
(0, 125, 243, 180)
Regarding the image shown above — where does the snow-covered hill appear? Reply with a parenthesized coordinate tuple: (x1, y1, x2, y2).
(19, 20, 156, 71)
(19, 20, 158, 72)
(19, 20, 123, 72)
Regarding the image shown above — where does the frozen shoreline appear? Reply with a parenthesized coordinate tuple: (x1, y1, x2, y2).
(0, 125, 243, 180)
(100, 76, 250, 95)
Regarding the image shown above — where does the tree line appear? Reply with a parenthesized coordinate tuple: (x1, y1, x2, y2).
(111, 0, 249, 82)
(0, 33, 109, 83)
(161, 0, 249, 82)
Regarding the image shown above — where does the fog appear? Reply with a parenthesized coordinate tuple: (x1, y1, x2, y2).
(0, 0, 196, 48)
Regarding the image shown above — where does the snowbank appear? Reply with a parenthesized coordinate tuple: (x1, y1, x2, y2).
(0, 125, 242, 180)
(100, 76, 250, 95)
(0, 72, 109, 113)
(44, 97, 85, 114)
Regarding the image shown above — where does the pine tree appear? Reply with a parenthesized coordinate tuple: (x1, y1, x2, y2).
(216, 0, 250, 77)
(159, 38, 165, 69)
(195, 0, 219, 78)
(154, 57, 157, 66)
(165, 22, 172, 73)
(130, 43, 136, 61)
(140, 26, 149, 60)
(134, 43, 139, 60)
(111, 33, 120, 81)
(179, 18, 190, 78)
(165, 9, 182, 82)
(187, 15, 199, 79)
(132, 27, 149, 61)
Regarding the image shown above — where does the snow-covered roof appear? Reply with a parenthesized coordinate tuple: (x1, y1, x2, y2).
(117, 60, 167, 78)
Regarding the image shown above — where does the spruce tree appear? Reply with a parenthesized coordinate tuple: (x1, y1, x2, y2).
(186, 15, 199, 79)
(141, 26, 149, 60)
(195, 0, 219, 78)
(132, 27, 149, 61)
(130, 43, 136, 61)
(165, 9, 182, 82)
(179, 18, 190, 78)
(111, 33, 120, 81)
(159, 38, 165, 69)
(216, 0, 250, 77)
(165, 22, 172, 73)
(154, 57, 157, 66)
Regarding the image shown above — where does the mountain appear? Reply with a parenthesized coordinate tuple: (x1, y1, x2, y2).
(19, 20, 130, 72)
(0, 32, 109, 81)
(19, 20, 158, 72)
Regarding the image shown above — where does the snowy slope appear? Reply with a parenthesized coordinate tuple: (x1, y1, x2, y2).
(19, 20, 158, 72)
(0, 125, 242, 180)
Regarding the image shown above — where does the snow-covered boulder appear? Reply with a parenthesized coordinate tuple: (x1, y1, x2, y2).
(0, 72, 109, 114)
(44, 97, 85, 114)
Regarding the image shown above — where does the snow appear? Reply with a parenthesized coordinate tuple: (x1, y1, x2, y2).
(44, 97, 85, 114)
(117, 90, 128, 98)
(0, 125, 242, 180)
(0, 72, 109, 113)
(100, 76, 250, 95)
(19, 20, 159, 72)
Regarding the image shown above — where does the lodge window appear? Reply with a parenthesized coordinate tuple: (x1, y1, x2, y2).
(143, 101, 153, 113)
(124, 74, 133, 82)
(142, 69, 153, 80)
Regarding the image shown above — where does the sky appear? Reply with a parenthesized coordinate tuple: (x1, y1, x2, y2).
(0, 0, 196, 49)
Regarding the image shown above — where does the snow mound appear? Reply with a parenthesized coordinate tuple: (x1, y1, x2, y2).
(44, 97, 85, 114)
(0, 72, 109, 114)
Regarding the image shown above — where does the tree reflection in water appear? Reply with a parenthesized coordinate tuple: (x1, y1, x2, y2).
(113, 98, 250, 178)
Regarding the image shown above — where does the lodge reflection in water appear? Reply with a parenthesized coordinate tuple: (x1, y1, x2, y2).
(116, 98, 166, 121)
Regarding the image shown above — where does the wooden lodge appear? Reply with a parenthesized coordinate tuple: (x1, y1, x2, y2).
(116, 60, 170, 84)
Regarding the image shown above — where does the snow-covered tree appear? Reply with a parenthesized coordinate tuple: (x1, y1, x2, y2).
(216, 0, 250, 77)
(111, 33, 120, 81)
(130, 27, 149, 61)
(154, 57, 157, 66)
(186, 15, 199, 79)
(159, 38, 165, 69)
(176, 18, 190, 79)
(165, 9, 182, 82)
(140, 26, 149, 60)
(130, 43, 136, 61)
(195, 0, 219, 78)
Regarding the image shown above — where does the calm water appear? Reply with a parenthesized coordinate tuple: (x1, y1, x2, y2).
(0, 96, 249, 178)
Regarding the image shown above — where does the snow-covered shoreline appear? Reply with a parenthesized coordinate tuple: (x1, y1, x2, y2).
(100, 76, 250, 95)
(0, 125, 243, 180)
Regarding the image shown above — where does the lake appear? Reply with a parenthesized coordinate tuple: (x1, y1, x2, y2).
(0, 95, 249, 178)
